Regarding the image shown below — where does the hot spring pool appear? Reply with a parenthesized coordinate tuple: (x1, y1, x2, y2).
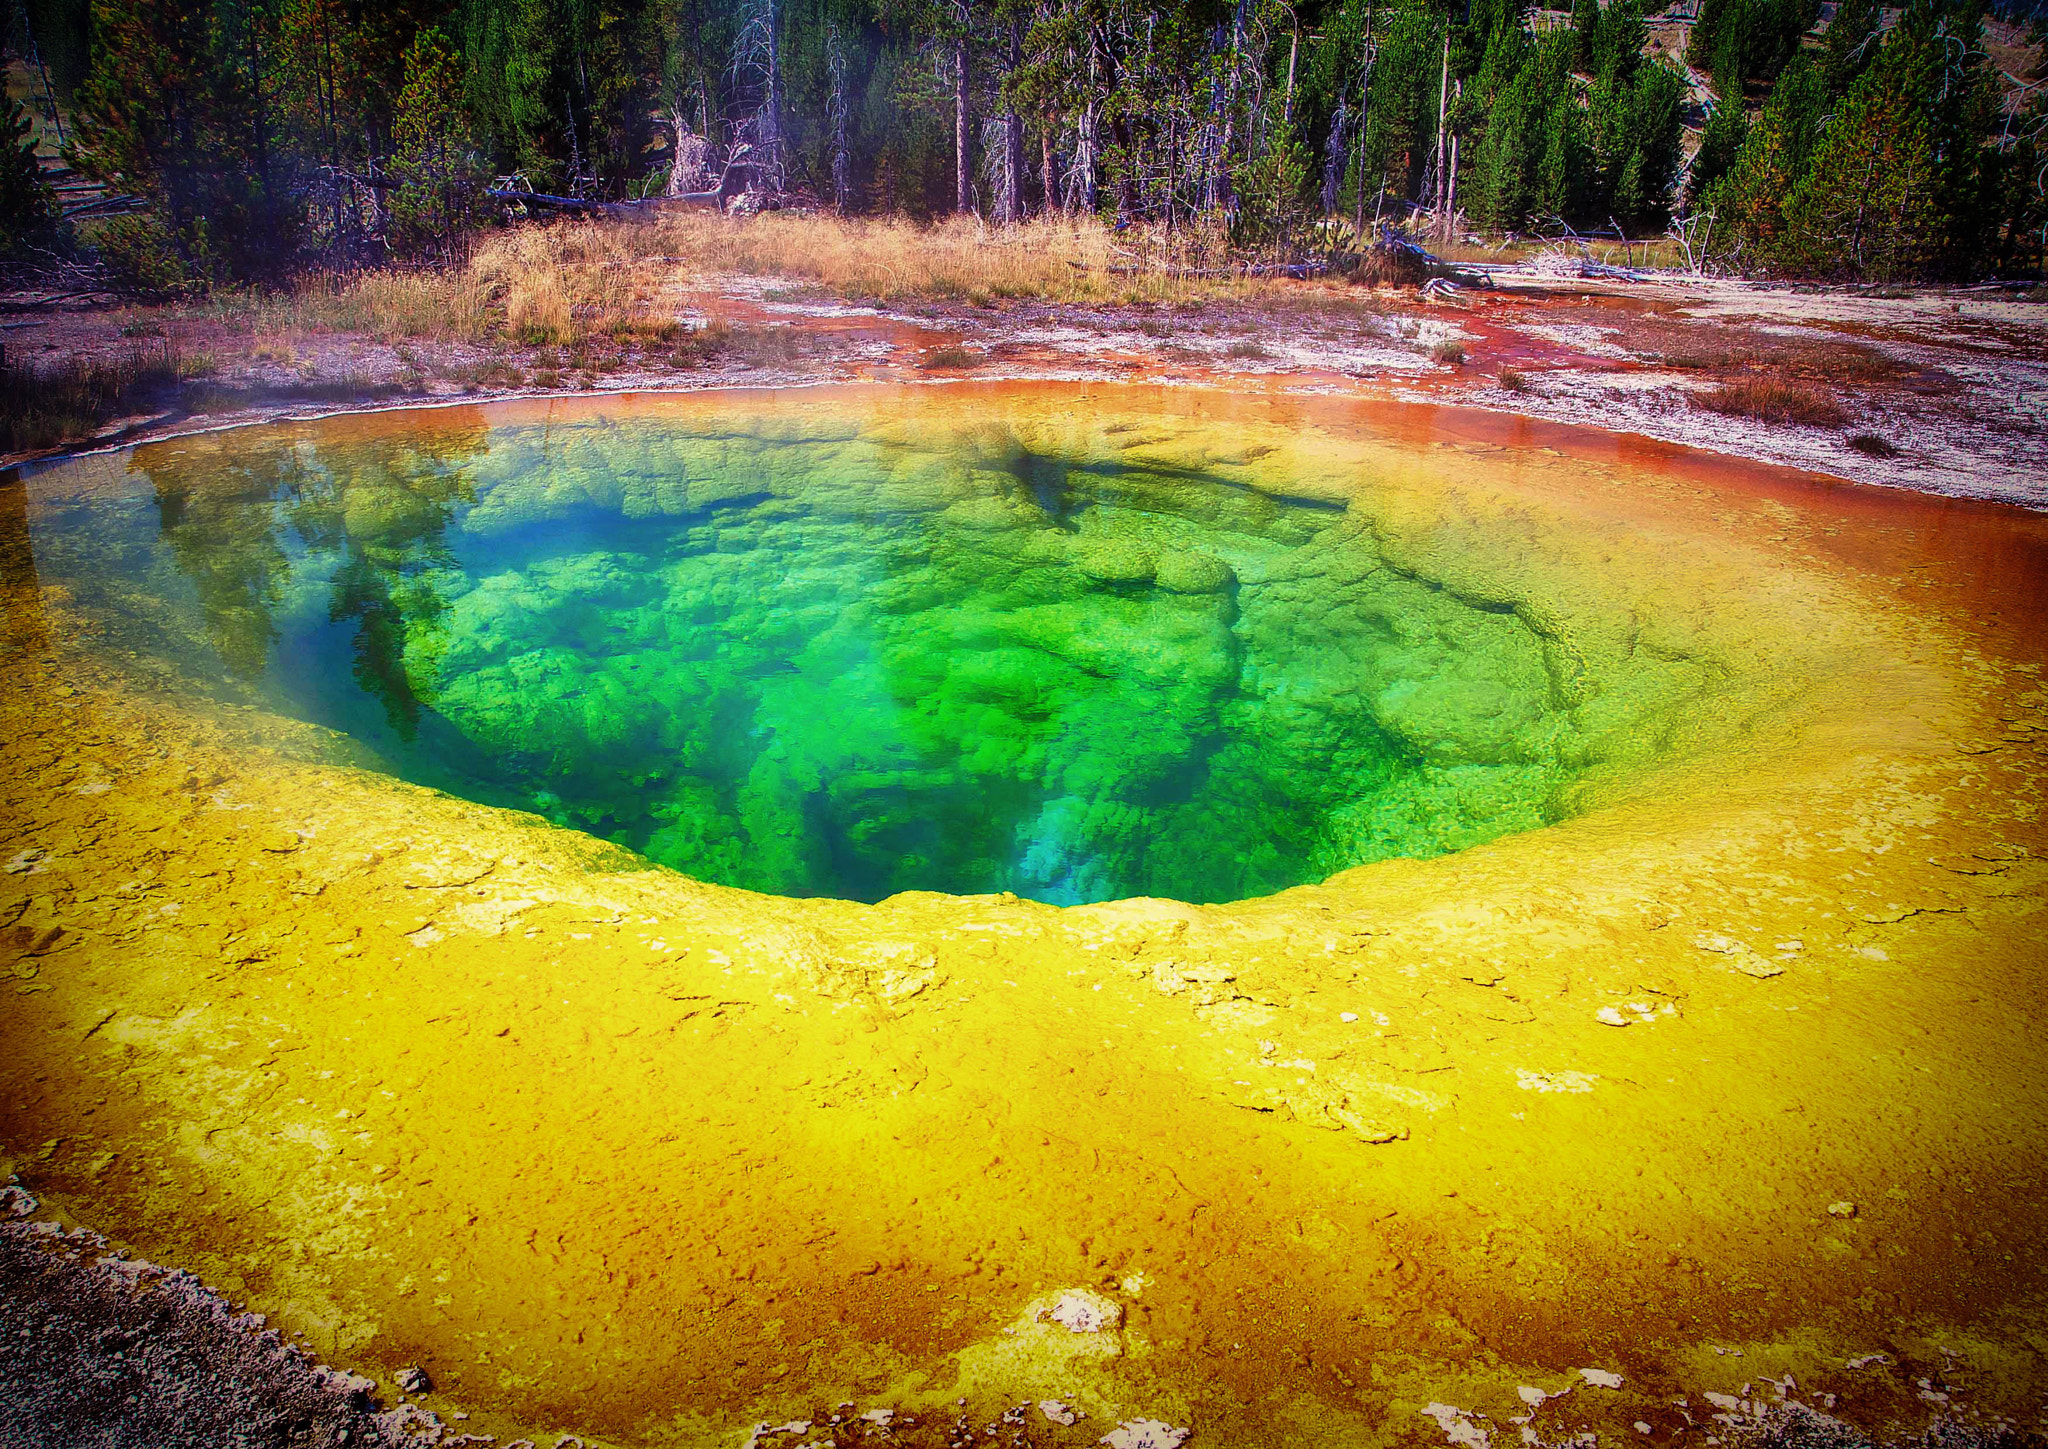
(25, 399, 1714, 904)
(5, 385, 2044, 1449)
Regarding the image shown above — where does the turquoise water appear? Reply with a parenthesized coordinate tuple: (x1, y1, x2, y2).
(28, 405, 1605, 905)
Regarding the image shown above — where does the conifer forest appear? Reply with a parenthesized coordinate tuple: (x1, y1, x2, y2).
(4, 0, 2046, 282)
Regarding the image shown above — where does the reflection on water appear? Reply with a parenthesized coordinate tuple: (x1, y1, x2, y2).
(22, 405, 1707, 905)
(0, 474, 45, 652)
(149, 424, 484, 735)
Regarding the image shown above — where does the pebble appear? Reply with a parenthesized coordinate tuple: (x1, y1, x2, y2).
(1100, 1421, 1189, 1449)
(1420, 1404, 1488, 1449)
(1046, 1290, 1120, 1333)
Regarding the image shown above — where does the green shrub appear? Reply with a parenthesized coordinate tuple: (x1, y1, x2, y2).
(91, 214, 200, 296)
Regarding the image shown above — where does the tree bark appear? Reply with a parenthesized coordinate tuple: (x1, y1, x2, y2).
(1428, 26, 1449, 212)
(1001, 20, 1024, 223)
(1322, 99, 1348, 215)
(1077, 25, 1101, 212)
(1283, 27, 1298, 132)
(1042, 120, 1059, 215)
(1112, 115, 1137, 216)
(767, 0, 784, 193)
(1209, 0, 1250, 212)
(954, 1, 973, 214)
(1352, 26, 1376, 236)
(1442, 128, 1459, 243)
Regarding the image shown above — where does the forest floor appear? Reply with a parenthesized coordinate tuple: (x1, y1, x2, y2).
(3, 224, 2044, 508)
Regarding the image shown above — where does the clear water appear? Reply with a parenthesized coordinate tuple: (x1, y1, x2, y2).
(29, 405, 1603, 904)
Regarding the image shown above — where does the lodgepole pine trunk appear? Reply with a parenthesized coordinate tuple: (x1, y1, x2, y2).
(1042, 120, 1059, 215)
(1002, 20, 1024, 222)
(954, 1, 973, 214)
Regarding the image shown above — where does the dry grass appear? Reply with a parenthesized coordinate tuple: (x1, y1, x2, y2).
(0, 340, 199, 453)
(1429, 339, 1468, 366)
(214, 269, 496, 344)
(636, 211, 1284, 306)
(198, 214, 1234, 356)
(185, 212, 1493, 367)
(1425, 235, 1690, 271)
(1497, 367, 1530, 392)
(1690, 371, 1850, 427)
(469, 225, 685, 346)
(1848, 433, 1901, 457)
(920, 345, 987, 370)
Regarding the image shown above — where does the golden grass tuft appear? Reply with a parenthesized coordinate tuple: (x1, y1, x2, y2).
(226, 269, 496, 344)
(1690, 370, 1849, 427)
(634, 211, 1291, 306)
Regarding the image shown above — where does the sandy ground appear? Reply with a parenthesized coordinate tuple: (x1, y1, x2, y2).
(5, 263, 2044, 510)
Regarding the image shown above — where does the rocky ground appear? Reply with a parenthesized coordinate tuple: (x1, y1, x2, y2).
(4, 259, 2043, 509)
(1, 1189, 406, 1449)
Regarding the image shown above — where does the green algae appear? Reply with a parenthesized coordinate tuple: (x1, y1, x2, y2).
(27, 401, 1718, 905)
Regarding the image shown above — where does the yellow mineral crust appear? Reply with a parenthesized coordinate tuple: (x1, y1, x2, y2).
(1, 384, 2045, 1448)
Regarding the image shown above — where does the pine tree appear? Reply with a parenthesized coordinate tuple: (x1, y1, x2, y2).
(66, 0, 271, 278)
(0, 90, 57, 246)
(1781, 0, 2001, 278)
(1820, 0, 1882, 97)
(1993, 91, 2046, 273)
(1685, 93, 1747, 207)
(461, 0, 574, 188)
(1708, 24, 1744, 102)
(1687, 0, 1729, 72)
(1761, 0, 1822, 83)
(1534, 92, 1585, 221)
(1705, 54, 1824, 264)
(1616, 59, 1684, 227)
(388, 28, 488, 257)
(1592, 0, 1646, 78)
(1571, 0, 1602, 72)
(1355, 9, 1445, 212)
(1466, 22, 1543, 229)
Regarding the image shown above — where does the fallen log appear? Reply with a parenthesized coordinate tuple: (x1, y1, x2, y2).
(1340, 227, 1491, 289)
(0, 290, 119, 312)
(486, 185, 734, 217)
(1082, 261, 1329, 279)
